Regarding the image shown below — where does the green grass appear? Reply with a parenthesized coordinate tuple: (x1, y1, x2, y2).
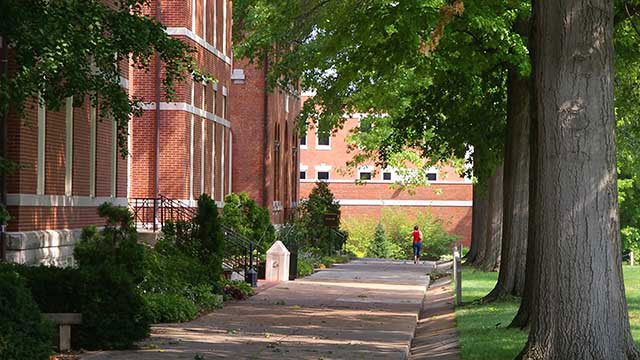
(454, 265, 640, 360)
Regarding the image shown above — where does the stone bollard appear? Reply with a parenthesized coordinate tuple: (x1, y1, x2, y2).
(266, 241, 290, 282)
(453, 246, 462, 306)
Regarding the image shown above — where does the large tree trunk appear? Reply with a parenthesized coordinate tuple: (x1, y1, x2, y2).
(474, 164, 503, 271)
(517, 0, 639, 358)
(483, 70, 530, 302)
(466, 183, 485, 263)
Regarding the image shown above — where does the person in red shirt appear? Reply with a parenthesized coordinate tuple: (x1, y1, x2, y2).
(412, 225, 422, 264)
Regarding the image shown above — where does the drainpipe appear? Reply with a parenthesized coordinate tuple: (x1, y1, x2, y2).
(262, 56, 269, 209)
(153, 0, 162, 232)
(0, 34, 7, 261)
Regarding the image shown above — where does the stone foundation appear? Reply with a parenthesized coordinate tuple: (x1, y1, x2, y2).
(4, 229, 84, 266)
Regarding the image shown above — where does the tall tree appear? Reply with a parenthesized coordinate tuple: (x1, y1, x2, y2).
(517, 0, 639, 357)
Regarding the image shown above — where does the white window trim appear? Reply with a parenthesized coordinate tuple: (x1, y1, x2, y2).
(37, 99, 46, 195)
(191, 0, 196, 33)
(381, 167, 395, 182)
(285, 94, 289, 113)
(165, 28, 231, 65)
(300, 164, 308, 172)
(300, 134, 307, 149)
(228, 132, 232, 194)
(201, 119, 206, 195)
(202, 0, 206, 39)
(111, 119, 117, 198)
(222, 0, 227, 55)
(221, 95, 227, 120)
(189, 82, 195, 201)
(357, 165, 373, 181)
(220, 128, 225, 200)
(139, 102, 230, 128)
(64, 97, 73, 196)
(316, 132, 331, 150)
(213, 0, 217, 48)
(89, 105, 97, 198)
(211, 125, 216, 195)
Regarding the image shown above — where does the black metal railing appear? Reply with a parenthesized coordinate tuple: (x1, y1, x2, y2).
(129, 195, 264, 277)
(130, 195, 196, 232)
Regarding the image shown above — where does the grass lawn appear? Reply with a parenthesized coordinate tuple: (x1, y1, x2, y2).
(455, 265, 640, 360)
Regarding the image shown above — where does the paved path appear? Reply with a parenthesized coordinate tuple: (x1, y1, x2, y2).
(82, 259, 432, 360)
(409, 277, 460, 360)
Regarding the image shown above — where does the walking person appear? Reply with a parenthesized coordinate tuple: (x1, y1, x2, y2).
(412, 225, 422, 264)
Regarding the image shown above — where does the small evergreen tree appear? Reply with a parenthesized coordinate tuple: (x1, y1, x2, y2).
(367, 223, 391, 259)
(193, 194, 224, 281)
(221, 193, 275, 249)
(297, 181, 345, 255)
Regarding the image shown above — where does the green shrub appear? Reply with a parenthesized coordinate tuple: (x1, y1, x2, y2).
(0, 271, 54, 360)
(221, 279, 255, 301)
(341, 208, 458, 260)
(222, 193, 276, 250)
(192, 194, 225, 281)
(74, 203, 151, 350)
(297, 258, 314, 277)
(144, 293, 199, 323)
(367, 223, 392, 259)
(297, 181, 344, 256)
(140, 246, 222, 323)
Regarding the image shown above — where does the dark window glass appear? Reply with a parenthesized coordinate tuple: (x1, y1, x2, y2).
(318, 133, 330, 146)
(300, 136, 307, 146)
(300, 171, 306, 180)
(427, 173, 437, 181)
(383, 172, 392, 181)
(359, 172, 372, 181)
(318, 171, 329, 180)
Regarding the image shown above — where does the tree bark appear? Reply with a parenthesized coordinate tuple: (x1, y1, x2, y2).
(483, 70, 530, 302)
(474, 164, 503, 271)
(517, 0, 639, 357)
(466, 183, 485, 263)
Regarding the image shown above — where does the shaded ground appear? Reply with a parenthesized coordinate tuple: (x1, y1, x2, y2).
(409, 277, 460, 360)
(82, 259, 432, 360)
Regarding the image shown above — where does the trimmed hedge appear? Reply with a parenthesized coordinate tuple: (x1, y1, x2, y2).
(0, 270, 54, 360)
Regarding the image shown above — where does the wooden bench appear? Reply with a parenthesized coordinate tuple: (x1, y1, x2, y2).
(43, 313, 82, 352)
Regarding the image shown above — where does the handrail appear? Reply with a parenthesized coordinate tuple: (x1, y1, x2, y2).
(129, 195, 265, 277)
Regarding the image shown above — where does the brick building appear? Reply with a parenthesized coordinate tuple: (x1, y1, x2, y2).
(129, 0, 234, 210)
(299, 107, 473, 245)
(4, 65, 130, 265)
(3, 0, 235, 264)
(229, 60, 301, 224)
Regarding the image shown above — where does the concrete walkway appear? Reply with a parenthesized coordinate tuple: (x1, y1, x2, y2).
(82, 259, 432, 360)
(409, 277, 460, 360)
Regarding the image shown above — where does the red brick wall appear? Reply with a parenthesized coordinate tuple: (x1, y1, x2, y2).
(230, 60, 301, 224)
(130, 0, 232, 204)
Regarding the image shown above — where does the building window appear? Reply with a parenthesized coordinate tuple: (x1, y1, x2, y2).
(213, 89, 217, 115)
(317, 171, 329, 180)
(383, 172, 392, 181)
(89, 104, 97, 197)
(222, 95, 227, 119)
(359, 171, 372, 181)
(317, 131, 330, 149)
(300, 135, 307, 148)
(300, 171, 306, 180)
(285, 94, 289, 113)
(203, 84, 207, 110)
(427, 172, 437, 181)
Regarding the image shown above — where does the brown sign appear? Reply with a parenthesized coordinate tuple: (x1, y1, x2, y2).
(323, 213, 339, 228)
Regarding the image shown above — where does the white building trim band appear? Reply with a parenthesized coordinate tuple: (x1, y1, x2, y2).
(336, 199, 473, 207)
(140, 102, 231, 128)
(7, 194, 128, 207)
(165, 27, 232, 65)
